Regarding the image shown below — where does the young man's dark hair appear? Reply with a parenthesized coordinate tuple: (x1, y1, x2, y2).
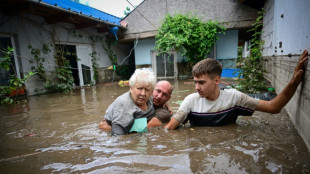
(192, 58, 222, 79)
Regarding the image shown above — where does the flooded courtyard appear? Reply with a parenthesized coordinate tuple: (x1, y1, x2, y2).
(0, 80, 310, 173)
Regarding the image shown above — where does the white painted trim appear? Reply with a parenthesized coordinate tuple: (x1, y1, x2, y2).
(76, 44, 94, 86)
(10, 36, 20, 78)
(151, 50, 178, 79)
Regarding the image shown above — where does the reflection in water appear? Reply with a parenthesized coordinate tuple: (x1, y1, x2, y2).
(0, 80, 310, 173)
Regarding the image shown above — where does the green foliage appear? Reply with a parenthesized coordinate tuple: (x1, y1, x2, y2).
(102, 43, 118, 65)
(90, 51, 99, 82)
(102, 42, 133, 80)
(9, 72, 35, 89)
(124, 6, 131, 16)
(0, 47, 35, 104)
(54, 47, 74, 93)
(0, 46, 14, 71)
(115, 65, 131, 80)
(236, 10, 267, 93)
(155, 13, 226, 63)
(28, 44, 50, 84)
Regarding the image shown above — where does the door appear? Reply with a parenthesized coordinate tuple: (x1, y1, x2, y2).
(151, 51, 177, 79)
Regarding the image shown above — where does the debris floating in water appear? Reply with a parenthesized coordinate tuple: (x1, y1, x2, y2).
(118, 80, 129, 87)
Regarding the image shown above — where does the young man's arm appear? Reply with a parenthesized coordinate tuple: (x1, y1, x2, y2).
(164, 110, 188, 130)
(256, 49, 308, 113)
(164, 117, 180, 130)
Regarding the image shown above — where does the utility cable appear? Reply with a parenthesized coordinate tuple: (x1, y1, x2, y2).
(125, 0, 158, 30)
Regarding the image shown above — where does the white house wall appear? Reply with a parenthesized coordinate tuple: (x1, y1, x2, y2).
(0, 11, 130, 95)
(122, 0, 259, 41)
(262, 0, 310, 150)
(134, 38, 155, 66)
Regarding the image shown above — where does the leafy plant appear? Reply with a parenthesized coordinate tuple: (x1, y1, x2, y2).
(102, 42, 118, 65)
(54, 46, 74, 93)
(90, 51, 99, 82)
(155, 13, 226, 63)
(235, 10, 267, 93)
(123, 6, 131, 16)
(28, 44, 50, 84)
(115, 65, 131, 80)
(0, 47, 35, 104)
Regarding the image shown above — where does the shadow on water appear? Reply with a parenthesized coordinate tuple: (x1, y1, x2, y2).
(0, 80, 310, 173)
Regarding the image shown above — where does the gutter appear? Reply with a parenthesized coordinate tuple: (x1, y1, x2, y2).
(25, 0, 126, 29)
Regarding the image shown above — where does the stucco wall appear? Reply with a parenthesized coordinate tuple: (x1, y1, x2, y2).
(0, 11, 131, 95)
(262, 0, 310, 150)
(122, 0, 259, 41)
(134, 38, 155, 65)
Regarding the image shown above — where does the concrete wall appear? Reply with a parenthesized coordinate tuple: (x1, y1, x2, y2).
(262, 0, 310, 150)
(0, 11, 131, 95)
(134, 38, 155, 65)
(122, 0, 259, 40)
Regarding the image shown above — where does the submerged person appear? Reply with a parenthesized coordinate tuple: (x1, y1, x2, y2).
(147, 80, 174, 128)
(164, 50, 309, 130)
(99, 68, 173, 135)
(100, 68, 156, 135)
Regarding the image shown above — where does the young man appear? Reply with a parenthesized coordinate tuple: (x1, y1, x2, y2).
(164, 50, 309, 130)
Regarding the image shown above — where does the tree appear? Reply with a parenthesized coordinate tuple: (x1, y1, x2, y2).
(155, 13, 225, 63)
(123, 7, 131, 16)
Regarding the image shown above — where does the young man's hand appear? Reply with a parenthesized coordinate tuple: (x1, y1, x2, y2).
(293, 49, 308, 84)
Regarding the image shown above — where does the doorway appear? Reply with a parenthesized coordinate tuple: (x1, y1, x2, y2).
(55, 44, 80, 86)
(55, 44, 93, 86)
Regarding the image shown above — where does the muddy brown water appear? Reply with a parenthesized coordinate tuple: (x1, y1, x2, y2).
(0, 80, 310, 173)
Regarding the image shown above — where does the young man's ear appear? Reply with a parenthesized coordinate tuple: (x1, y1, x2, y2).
(214, 76, 221, 85)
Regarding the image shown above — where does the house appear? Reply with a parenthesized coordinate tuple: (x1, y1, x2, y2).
(121, 0, 310, 150)
(120, 0, 261, 79)
(0, 0, 133, 95)
(259, 0, 310, 151)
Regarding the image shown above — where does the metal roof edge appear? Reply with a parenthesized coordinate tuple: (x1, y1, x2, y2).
(25, 0, 126, 29)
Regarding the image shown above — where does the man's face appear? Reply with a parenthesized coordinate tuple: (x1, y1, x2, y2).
(130, 83, 153, 107)
(153, 82, 171, 107)
(194, 74, 220, 100)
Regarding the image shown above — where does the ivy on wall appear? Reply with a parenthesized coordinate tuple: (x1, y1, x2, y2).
(235, 10, 267, 93)
(0, 47, 35, 104)
(155, 13, 226, 64)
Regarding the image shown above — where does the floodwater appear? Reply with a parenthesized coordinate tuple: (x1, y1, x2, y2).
(0, 80, 310, 174)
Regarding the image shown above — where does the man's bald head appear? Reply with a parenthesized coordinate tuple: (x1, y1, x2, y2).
(153, 80, 173, 107)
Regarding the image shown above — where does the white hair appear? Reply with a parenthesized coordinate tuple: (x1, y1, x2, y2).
(129, 68, 157, 89)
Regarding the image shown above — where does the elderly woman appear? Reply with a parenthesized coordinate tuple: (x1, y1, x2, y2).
(99, 68, 157, 135)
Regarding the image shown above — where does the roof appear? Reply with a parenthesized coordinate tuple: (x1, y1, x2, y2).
(0, 0, 125, 33)
(41, 0, 121, 25)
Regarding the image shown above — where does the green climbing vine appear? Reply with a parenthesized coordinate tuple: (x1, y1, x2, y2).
(236, 10, 267, 93)
(90, 51, 99, 82)
(155, 13, 226, 64)
(28, 44, 50, 86)
(54, 45, 74, 93)
(0, 47, 35, 104)
(28, 43, 75, 93)
(101, 42, 118, 65)
(90, 33, 133, 80)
